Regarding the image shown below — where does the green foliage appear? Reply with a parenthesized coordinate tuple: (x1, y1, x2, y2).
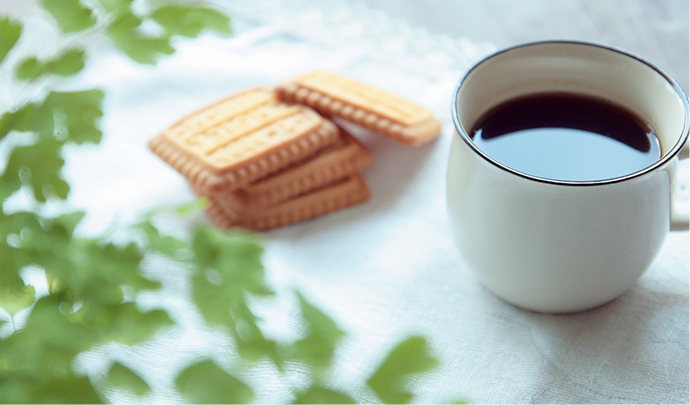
(134, 220, 186, 258)
(0, 89, 103, 202)
(40, 0, 97, 33)
(173, 196, 211, 214)
(16, 49, 86, 80)
(367, 336, 439, 404)
(99, 0, 135, 15)
(292, 292, 346, 372)
(293, 384, 356, 404)
(43, 90, 105, 144)
(106, 362, 150, 397)
(0, 246, 24, 294)
(2, 136, 69, 202)
(95, 303, 172, 345)
(0, 374, 102, 404)
(106, 13, 175, 64)
(189, 228, 285, 367)
(190, 229, 267, 328)
(0, 17, 21, 64)
(2, 294, 103, 378)
(150, 5, 232, 38)
(176, 360, 253, 404)
(0, 285, 35, 316)
(0, 1, 449, 403)
(0, 103, 35, 141)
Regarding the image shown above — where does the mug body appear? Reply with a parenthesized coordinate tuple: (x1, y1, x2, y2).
(447, 41, 689, 313)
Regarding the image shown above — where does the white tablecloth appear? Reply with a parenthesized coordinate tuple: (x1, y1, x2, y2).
(3, 0, 687, 403)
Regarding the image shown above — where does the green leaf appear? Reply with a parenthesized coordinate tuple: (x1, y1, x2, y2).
(367, 336, 439, 404)
(176, 360, 253, 404)
(107, 362, 150, 396)
(0, 245, 25, 292)
(291, 292, 346, 372)
(293, 384, 356, 404)
(16, 49, 85, 81)
(98, 0, 134, 15)
(15, 216, 158, 306)
(42, 90, 104, 144)
(192, 227, 270, 297)
(0, 90, 103, 202)
(15, 58, 43, 81)
(149, 5, 232, 38)
(80, 240, 157, 292)
(190, 228, 270, 327)
(135, 220, 186, 258)
(189, 227, 284, 365)
(6, 211, 79, 284)
(228, 301, 284, 368)
(0, 17, 21, 64)
(31, 375, 102, 404)
(46, 48, 86, 76)
(0, 90, 103, 147)
(190, 228, 282, 366)
(0, 212, 30, 291)
(0, 145, 29, 201)
(53, 211, 85, 236)
(0, 212, 43, 291)
(106, 13, 174, 64)
(39, 0, 97, 33)
(0, 103, 38, 142)
(46, 239, 159, 305)
(3, 294, 102, 376)
(0, 285, 35, 316)
(96, 303, 172, 345)
(174, 197, 210, 215)
(1, 136, 68, 202)
(0, 374, 103, 404)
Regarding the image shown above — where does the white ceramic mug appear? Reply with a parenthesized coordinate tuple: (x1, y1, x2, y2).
(447, 41, 689, 313)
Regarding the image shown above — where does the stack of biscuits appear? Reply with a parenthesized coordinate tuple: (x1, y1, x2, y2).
(149, 71, 441, 231)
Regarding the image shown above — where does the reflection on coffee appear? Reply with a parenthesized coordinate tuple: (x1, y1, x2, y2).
(471, 93, 661, 181)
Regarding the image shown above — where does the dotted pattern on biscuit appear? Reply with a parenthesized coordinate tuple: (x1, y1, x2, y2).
(164, 88, 277, 144)
(284, 72, 430, 125)
(148, 118, 339, 194)
(209, 131, 372, 212)
(173, 103, 302, 156)
(276, 73, 442, 147)
(204, 110, 324, 170)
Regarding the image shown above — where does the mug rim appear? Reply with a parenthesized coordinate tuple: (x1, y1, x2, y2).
(451, 40, 690, 187)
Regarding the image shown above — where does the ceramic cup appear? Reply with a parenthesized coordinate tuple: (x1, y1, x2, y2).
(447, 41, 689, 313)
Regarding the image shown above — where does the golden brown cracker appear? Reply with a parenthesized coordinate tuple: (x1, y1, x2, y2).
(276, 71, 441, 147)
(211, 129, 372, 214)
(204, 175, 371, 231)
(149, 88, 339, 194)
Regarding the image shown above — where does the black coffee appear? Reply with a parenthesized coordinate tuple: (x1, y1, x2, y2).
(471, 93, 661, 181)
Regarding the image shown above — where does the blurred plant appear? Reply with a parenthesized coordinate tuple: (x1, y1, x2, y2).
(0, 0, 445, 403)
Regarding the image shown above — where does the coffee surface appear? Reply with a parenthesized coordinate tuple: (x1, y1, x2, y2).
(471, 93, 661, 181)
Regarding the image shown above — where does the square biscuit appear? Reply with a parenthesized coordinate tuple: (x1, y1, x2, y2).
(276, 71, 442, 147)
(149, 87, 339, 194)
(208, 128, 372, 215)
(203, 175, 371, 231)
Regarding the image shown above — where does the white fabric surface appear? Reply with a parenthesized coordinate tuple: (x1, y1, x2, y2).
(3, 0, 688, 403)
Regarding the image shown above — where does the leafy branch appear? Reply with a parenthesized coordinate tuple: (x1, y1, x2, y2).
(0, 1, 450, 403)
